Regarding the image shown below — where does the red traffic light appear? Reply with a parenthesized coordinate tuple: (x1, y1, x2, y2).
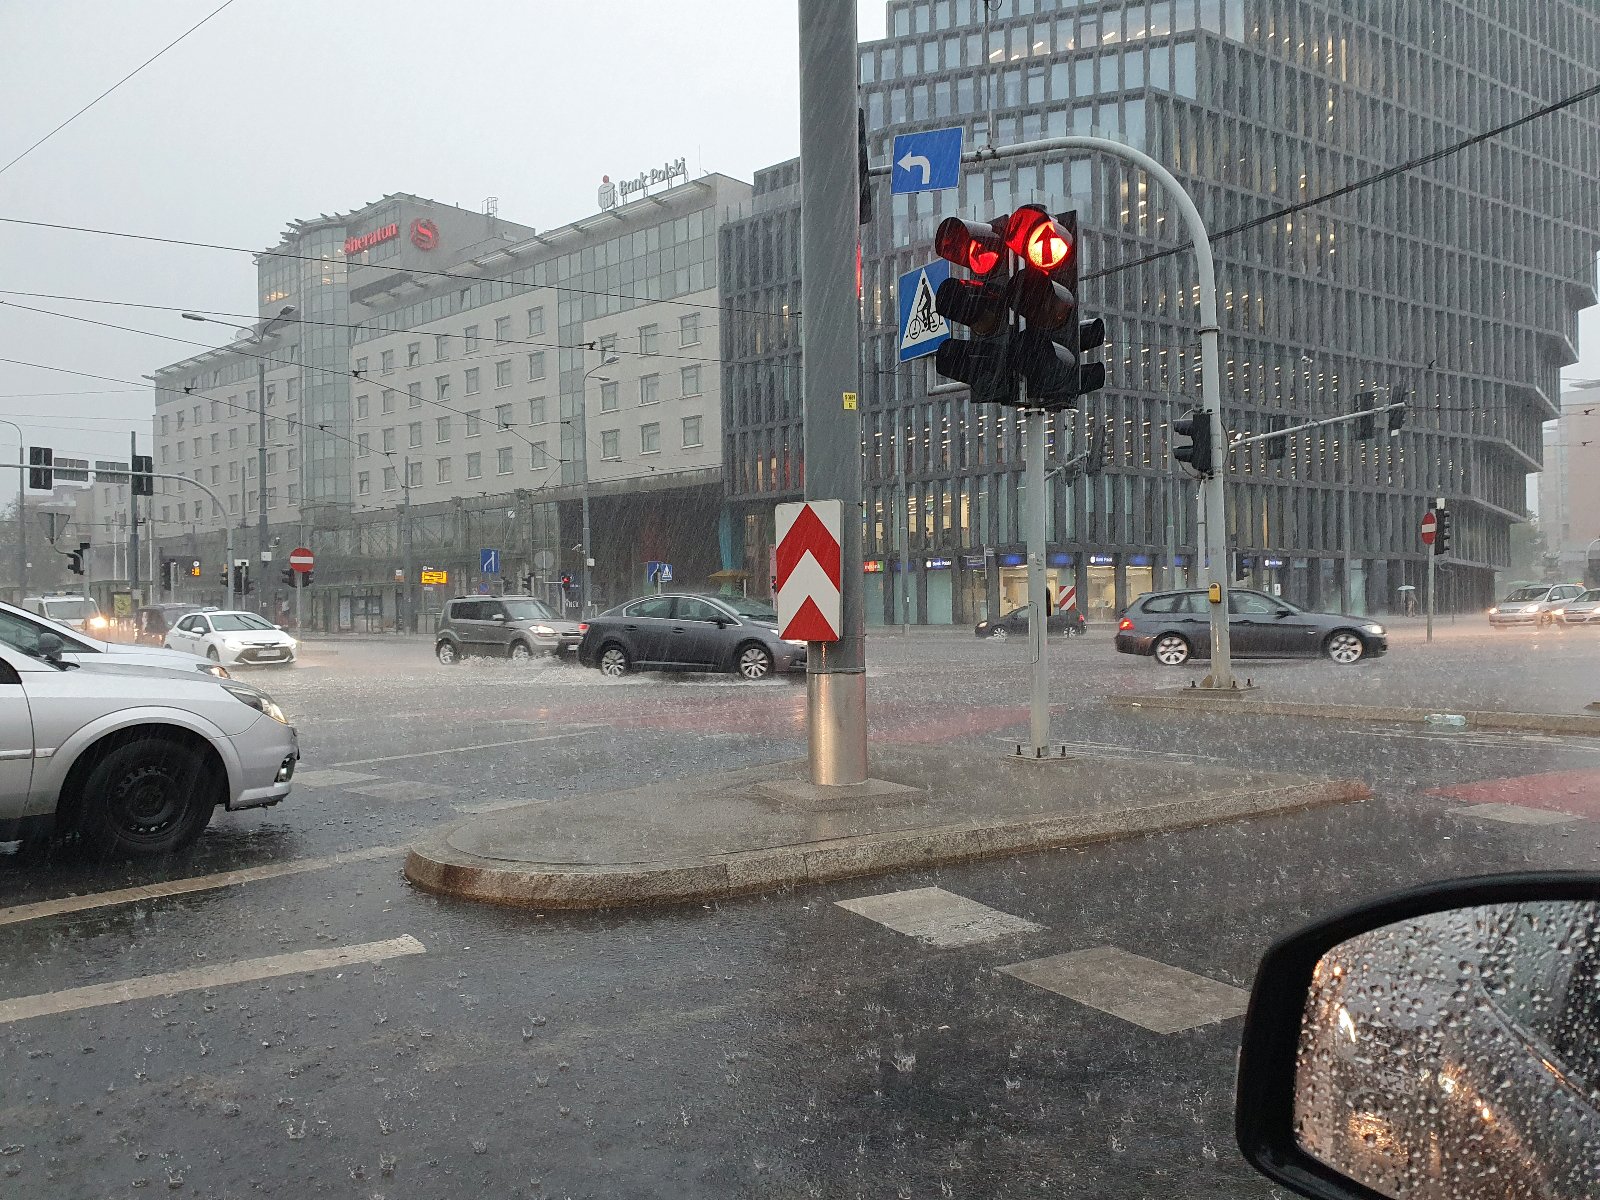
(1005, 205, 1073, 273)
(934, 216, 1006, 277)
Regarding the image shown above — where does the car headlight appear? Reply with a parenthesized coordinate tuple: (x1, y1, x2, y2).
(1552, 608, 1565, 618)
(1362, 623, 1384, 635)
(531, 625, 556, 637)
(1522, 604, 1541, 613)
(223, 637, 246, 648)
(87, 615, 110, 630)
(224, 684, 289, 724)
(1488, 606, 1499, 614)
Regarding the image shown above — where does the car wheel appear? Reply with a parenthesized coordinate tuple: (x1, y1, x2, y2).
(736, 642, 774, 680)
(508, 640, 533, 663)
(1154, 633, 1191, 666)
(206, 646, 221, 662)
(1324, 630, 1366, 664)
(598, 643, 631, 677)
(74, 737, 216, 857)
(987, 626, 1009, 641)
(436, 640, 460, 665)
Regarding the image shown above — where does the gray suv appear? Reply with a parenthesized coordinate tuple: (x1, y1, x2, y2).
(435, 595, 584, 664)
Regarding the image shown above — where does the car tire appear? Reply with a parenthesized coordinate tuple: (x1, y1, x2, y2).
(735, 642, 774, 680)
(598, 643, 632, 677)
(987, 626, 1009, 641)
(73, 737, 217, 858)
(1324, 630, 1366, 664)
(436, 640, 460, 665)
(206, 647, 221, 662)
(508, 640, 534, 663)
(1153, 633, 1191, 666)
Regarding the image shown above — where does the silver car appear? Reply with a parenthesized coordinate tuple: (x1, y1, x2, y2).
(1557, 587, 1600, 626)
(1488, 583, 1585, 628)
(0, 598, 228, 678)
(434, 595, 584, 664)
(0, 638, 297, 856)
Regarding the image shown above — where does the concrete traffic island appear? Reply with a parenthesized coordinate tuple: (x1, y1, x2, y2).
(403, 744, 1368, 910)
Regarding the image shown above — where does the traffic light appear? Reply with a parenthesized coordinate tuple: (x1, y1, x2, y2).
(233, 562, 252, 595)
(1172, 408, 1215, 476)
(1434, 507, 1452, 557)
(27, 446, 52, 490)
(1266, 415, 1288, 462)
(857, 108, 872, 225)
(190, 559, 202, 578)
(281, 568, 296, 589)
(1234, 553, 1251, 582)
(67, 542, 88, 575)
(131, 453, 155, 497)
(1354, 390, 1378, 440)
(560, 573, 573, 589)
(520, 572, 534, 592)
(931, 215, 1015, 406)
(1084, 418, 1110, 476)
(1388, 400, 1407, 435)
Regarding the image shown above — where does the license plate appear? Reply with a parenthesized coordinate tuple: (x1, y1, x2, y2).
(257, 648, 284, 658)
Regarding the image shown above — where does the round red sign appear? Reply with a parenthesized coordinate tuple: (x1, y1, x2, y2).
(409, 218, 438, 251)
(289, 546, 315, 573)
(1420, 510, 1437, 546)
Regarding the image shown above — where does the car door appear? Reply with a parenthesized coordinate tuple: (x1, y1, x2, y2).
(619, 596, 677, 665)
(1168, 592, 1212, 654)
(169, 614, 203, 652)
(0, 650, 34, 817)
(478, 600, 513, 654)
(448, 601, 486, 653)
(672, 597, 733, 667)
(1227, 591, 1283, 656)
(1253, 597, 1324, 655)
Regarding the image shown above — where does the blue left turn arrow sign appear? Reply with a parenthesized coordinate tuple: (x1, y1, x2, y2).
(890, 127, 963, 195)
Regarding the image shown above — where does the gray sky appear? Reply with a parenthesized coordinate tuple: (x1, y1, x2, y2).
(0, 0, 886, 464)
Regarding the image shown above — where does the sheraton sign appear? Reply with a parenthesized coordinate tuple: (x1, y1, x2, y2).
(343, 222, 399, 255)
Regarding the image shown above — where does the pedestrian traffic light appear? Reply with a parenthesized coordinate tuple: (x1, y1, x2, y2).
(1172, 408, 1215, 476)
(1266, 415, 1288, 462)
(66, 542, 88, 575)
(1234, 553, 1251, 582)
(27, 446, 53, 490)
(131, 453, 155, 497)
(1434, 507, 1452, 557)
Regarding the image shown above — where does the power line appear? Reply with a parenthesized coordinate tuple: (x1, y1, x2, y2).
(0, 0, 238, 178)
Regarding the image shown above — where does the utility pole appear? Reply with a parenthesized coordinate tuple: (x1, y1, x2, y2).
(256, 355, 269, 613)
(798, 0, 866, 786)
(1025, 404, 1049, 750)
(401, 457, 414, 633)
(128, 430, 140, 606)
(0, 420, 24, 599)
(896, 426, 910, 635)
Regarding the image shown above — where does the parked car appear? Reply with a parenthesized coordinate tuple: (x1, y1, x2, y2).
(0, 598, 227, 678)
(0, 637, 297, 855)
(974, 605, 1087, 640)
(578, 593, 806, 680)
(20, 593, 108, 635)
(134, 603, 203, 646)
(1488, 582, 1585, 628)
(434, 595, 585, 664)
(1114, 589, 1388, 665)
(165, 609, 297, 666)
(1557, 587, 1600, 626)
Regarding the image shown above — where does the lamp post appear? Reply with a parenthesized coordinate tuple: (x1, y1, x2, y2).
(578, 353, 620, 617)
(0, 419, 23, 599)
(183, 305, 296, 612)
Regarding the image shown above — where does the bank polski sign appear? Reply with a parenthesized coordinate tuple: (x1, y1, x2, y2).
(599, 157, 689, 209)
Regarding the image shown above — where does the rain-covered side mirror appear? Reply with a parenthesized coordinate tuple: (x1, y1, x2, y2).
(1236, 873, 1600, 1200)
(36, 632, 65, 663)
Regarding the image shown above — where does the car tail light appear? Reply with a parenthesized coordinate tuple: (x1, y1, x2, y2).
(1118, 617, 1134, 631)
(578, 623, 589, 634)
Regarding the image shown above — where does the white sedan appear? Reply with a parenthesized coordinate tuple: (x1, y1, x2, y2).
(166, 609, 298, 667)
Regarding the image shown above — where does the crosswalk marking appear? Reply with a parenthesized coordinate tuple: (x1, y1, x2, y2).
(292, 769, 382, 789)
(999, 946, 1248, 1033)
(0, 935, 426, 1025)
(836, 886, 1043, 947)
(1452, 802, 1575, 826)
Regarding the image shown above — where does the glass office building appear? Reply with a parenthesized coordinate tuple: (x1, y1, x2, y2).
(721, 0, 1600, 622)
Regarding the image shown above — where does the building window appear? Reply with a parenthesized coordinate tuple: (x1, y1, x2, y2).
(640, 374, 660, 405)
(287, 378, 298, 402)
(287, 484, 297, 505)
(496, 359, 512, 388)
(267, 452, 278, 474)
(406, 460, 422, 488)
(638, 323, 659, 355)
(466, 451, 482, 479)
(436, 376, 451, 402)
(224, 398, 234, 418)
(382, 389, 396, 414)
(528, 396, 546, 425)
(210, 433, 220, 452)
(437, 457, 452, 484)
(601, 430, 621, 460)
(409, 421, 423, 448)
(227, 461, 237, 481)
(266, 488, 278, 510)
(380, 349, 395, 375)
(531, 440, 549, 469)
(682, 415, 703, 447)
(407, 341, 421, 367)
(464, 325, 480, 353)
(435, 334, 450, 361)
(287, 448, 297, 470)
(357, 394, 369, 419)
(527, 306, 544, 336)
(497, 446, 514, 475)
(382, 428, 396, 453)
(495, 403, 513, 429)
(383, 466, 397, 491)
(679, 313, 700, 346)
(175, 411, 185, 431)
(178, 503, 186, 523)
(640, 422, 661, 454)
(464, 368, 480, 395)
(358, 472, 370, 496)
(358, 433, 371, 457)
(465, 410, 481, 437)
(408, 381, 423, 409)
(600, 381, 619, 412)
(355, 357, 368, 377)
(494, 316, 511, 343)
(160, 415, 168, 435)
(436, 416, 451, 442)
(680, 365, 701, 395)
(598, 333, 618, 355)
(526, 351, 545, 381)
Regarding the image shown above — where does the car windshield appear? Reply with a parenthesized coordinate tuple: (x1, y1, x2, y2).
(208, 613, 276, 632)
(1579, 589, 1600, 602)
(40, 598, 96, 620)
(1503, 587, 1550, 602)
(502, 599, 556, 620)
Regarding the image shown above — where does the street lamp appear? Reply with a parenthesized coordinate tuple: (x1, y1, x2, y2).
(577, 353, 620, 617)
(0, 418, 24, 598)
(183, 305, 297, 612)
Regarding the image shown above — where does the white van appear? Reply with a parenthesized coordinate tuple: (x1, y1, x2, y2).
(21, 593, 107, 634)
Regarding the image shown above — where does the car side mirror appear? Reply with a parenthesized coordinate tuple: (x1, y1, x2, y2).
(1274, 609, 1293, 618)
(492, 614, 507, 622)
(1235, 873, 1600, 1200)
(36, 632, 64, 663)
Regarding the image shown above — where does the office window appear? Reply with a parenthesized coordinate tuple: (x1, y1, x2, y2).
(267, 452, 278, 474)
(287, 448, 296, 470)
(210, 465, 219, 484)
(380, 349, 395, 374)
(531, 440, 549, 469)
(287, 484, 297, 505)
(358, 432, 371, 457)
(496, 359, 512, 388)
(193, 436, 202, 457)
(266, 487, 278, 510)
(494, 316, 511, 343)
(214, 399, 223, 419)
(466, 451, 482, 479)
(409, 421, 423, 448)
(528, 396, 546, 424)
(162, 505, 170, 521)
(526, 351, 545, 381)
(357, 472, 370, 496)
(466, 410, 481, 437)
(680, 365, 701, 395)
(495, 403, 513, 429)
(178, 502, 186, 523)
(355, 357, 368, 377)
(436, 416, 451, 442)
(382, 389, 396, 414)
(193, 404, 202, 425)
(601, 430, 621, 460)
(640, 422, 661, 454)
(406, 460, 422, 488)
(246, 426, 256, 444)
(228, 461, 237, 481)
(408, 382, 423, 408)
(600, 381, 619, 412)
(679, 313, 700, 346)
(436, 376, 451, 402)
(465, 367, 480, 395)
(357, 394, 369, 419)
(407, 341, 421, 367)
(383, 466, 397, 490)
(160, 415, 169, 435)
(640, 374, 660, 405)
(210, 432, 220, 452)
(436, 457, 452, 484)
(287, 378, 298, 402)
(638, 323, 659, 354)
(682, 414, 703, 447)
(175, 411, 185, 431)
(382, 428, 396, 453)
(527, 306, 544, 336)
(464, 324, 479, 352)
(435, 333, 450, 361)
(497, 446, 514, 475)
(598, 333, 618, 355)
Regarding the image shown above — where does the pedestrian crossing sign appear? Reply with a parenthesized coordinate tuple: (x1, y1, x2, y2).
(898, 260, 952, 362)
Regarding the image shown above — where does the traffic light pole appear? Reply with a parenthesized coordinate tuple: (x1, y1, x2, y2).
(1025, 405, 1050, 752)
(798, 0, 867, 786)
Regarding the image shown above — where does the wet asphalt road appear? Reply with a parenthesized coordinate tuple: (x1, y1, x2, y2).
(2, 631, 1598, 1198)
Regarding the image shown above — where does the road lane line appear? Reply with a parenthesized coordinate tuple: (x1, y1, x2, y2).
(0, 935, 426, 1025)
(1000, 946, 1248, 1033)
(329, 730, 591, 767)
(0, 845, 398, 928)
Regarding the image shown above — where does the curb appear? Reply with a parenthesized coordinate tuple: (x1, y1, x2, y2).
(402, 776, 1369, 911)
(1106, 692, 1600, 735)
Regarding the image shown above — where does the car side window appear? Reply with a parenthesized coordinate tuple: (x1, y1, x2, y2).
(452, 602, 481, 621)
(1141, 595, 1183, 614)
(0, 609, 44, 652)
(0, 657, 19, 686)
(177, 617, 198, 633)
(483, 602, 508, 620)
(675, 598, 723, 622)
(626, 598, 675, 620)
(1229, 592, 1278, 615)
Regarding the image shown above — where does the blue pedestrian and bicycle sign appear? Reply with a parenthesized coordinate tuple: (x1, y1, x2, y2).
(480, 547, 501, 575)
(898, 260, 952, 361)
(890, 126, 963, 195)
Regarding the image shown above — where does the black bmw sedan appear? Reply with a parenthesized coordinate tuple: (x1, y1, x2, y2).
(1114, 589, 1388, 665)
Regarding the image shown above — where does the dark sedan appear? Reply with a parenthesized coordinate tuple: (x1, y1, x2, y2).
(975, 605, 1086, 640)
(577, 593, 807, 680)
(1114, 589, 1388, 665)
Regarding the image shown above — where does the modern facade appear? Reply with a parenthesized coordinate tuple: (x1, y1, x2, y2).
(1540, 384, 1600, 585)
(146, 176, 750, 628)
(722, 0, 1600, 622)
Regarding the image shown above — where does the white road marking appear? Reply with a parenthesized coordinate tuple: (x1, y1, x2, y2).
(346, 780, 454, 803)
(0, 845, 398, 928)
(329, 730, 590, 767)
(292, 769, 383, 789)
(0, 935, 425, 1025)
(1452, 802, 1576, 826)
(1359, 729, 1600, 753)
(1000, 946, 1248, 1033)
(836, 886, 1043, 947)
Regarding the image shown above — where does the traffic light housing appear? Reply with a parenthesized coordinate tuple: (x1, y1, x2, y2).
(67, 542, 87, 575)
(520, 572, 534, 592)
(1388, 400, 1406, 435)
(131, 453, 155, 497)
(233, 562, 253, 595)
(1434, 507, 1452, 557)
(1173, 408, 1215, 476)
(27, 446, 52, 490)
(560, 573, 573, 589)
(190, 559, 202, 578)
(1266, 416, 1288, 462)
(1354, 391, 1378, 440)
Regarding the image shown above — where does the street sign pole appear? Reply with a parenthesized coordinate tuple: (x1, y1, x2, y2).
(1025, 402, 1050, 754)
(1427, 531, 1435, 644)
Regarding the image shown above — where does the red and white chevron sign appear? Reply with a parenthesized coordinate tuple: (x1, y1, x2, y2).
(775, 500, 842, 642)
(1056, 584, 1078, 612)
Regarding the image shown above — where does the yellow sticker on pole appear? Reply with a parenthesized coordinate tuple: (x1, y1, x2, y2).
(842, 391, 858, 411)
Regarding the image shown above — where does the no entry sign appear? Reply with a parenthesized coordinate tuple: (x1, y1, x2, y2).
(289, 546, 315, 573)
(1420, 511, 1437, 547)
